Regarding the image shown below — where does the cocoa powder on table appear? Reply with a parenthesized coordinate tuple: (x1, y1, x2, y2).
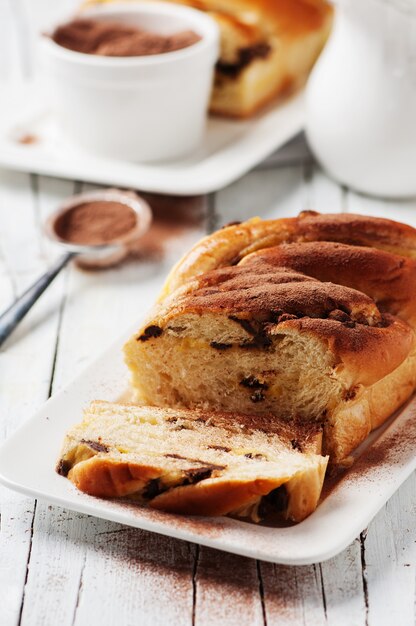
(127, 193, 205, 261)
(54, 201, 137, 245)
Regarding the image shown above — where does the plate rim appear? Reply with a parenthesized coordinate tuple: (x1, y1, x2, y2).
(0, 84, 305, 195)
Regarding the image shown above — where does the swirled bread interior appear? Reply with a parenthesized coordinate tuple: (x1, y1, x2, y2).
(125, 212, 416, 466)
(57, 401, 328, 522)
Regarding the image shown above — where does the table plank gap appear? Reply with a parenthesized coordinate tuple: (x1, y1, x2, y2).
(46, 266, 71, 399)
(206, 192, 219, 234)
(194, 546, 264, 626)
(364, 473, 416, 626)
(191, 544, 200, 626)
(259, 561, 327, 626)
(256, 560, 268, 626)
(316, 564, 327, 620)
(254, 134, 312, 172)
(215, 164, 305, 225)
(70, 551, 86, 626)
(305, 164, 344, 213)
(360, 531, 370, 626)
(0, 235, 17, 304)
(72, 526, 196, 626)
(17, 500, 37, 626)
(30, 173, 48, 261)
(319, 540, 367, 625)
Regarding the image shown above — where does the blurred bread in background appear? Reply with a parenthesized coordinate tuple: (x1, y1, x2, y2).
(82, 0, 333, 117)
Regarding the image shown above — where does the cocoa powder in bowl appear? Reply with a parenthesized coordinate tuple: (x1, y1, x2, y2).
(54, 200, 137, 245)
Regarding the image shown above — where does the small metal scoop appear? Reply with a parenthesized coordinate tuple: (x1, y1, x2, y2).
(0, 189, 152, 348)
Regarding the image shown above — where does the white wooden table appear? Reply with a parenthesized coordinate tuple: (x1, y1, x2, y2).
(1, 2, 416, 625)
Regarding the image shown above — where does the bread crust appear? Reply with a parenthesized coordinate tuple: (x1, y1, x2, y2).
(243, 241, 416, 326)
(126, 212, 416, 465)
(68, 455, 328, 521)
(160, 212, 416, 298)
(150, 461, 328, 519)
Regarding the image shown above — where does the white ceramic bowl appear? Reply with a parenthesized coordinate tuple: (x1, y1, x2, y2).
(39, 2, 219, 162)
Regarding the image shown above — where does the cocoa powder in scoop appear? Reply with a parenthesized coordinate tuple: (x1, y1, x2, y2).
(54, 201, 137, 245)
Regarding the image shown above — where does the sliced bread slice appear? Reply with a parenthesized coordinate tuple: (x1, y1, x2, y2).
(57, 400, 328, 522)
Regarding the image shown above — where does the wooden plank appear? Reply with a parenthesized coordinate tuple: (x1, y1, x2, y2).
(364, 473, 416, 626)
(194, 547, 264, 626)
(215, 162, 345, 228)
(0, 171, 71, 626)
(304, 164, 345, 214)
(320, 541, 367, 626)
(259, 562, 326, 626)
(0, 209, 37, 625)
(0, 170, 70, 426)
(256, 133, 312, 171)
(0, 172, 70, 350)
(19, 505, 196, 626)
(75, 526, 196, 626)
(0, 171, 44, 280)
(215, 164, 305, 225)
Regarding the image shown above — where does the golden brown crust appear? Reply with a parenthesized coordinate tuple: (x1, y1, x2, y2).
(326, 349, 416, 465)
(243, 241, 416, 326)
(150, 475, 287, 516)
(69, 456, 328, 521)
(155, 242, 416, 388)
(275, 315, 414, 387)
(296, 211, 416, 257)
(188, 0, 332, 36)
(126, 212, 416, 466)
(161, 212, 416, 298)
(68, 457, 158, 498)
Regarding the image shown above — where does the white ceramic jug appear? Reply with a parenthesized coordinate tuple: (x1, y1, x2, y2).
(306, 0, 416, 198)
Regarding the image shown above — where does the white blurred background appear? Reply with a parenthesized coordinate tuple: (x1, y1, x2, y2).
(0, 0, 81, 82)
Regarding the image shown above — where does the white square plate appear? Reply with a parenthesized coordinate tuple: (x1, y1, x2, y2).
(1, 324, 416, 565)
(0, 83, 304, 196)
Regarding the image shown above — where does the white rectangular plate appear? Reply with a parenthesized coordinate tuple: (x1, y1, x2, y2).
(0, 82, 304, 196)
(1, 324, 416, 565)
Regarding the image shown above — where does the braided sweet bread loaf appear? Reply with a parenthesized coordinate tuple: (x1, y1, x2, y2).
(125, 212, 416, 466)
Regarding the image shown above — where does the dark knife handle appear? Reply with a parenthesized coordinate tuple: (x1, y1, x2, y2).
(0, 252, 75, 348)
